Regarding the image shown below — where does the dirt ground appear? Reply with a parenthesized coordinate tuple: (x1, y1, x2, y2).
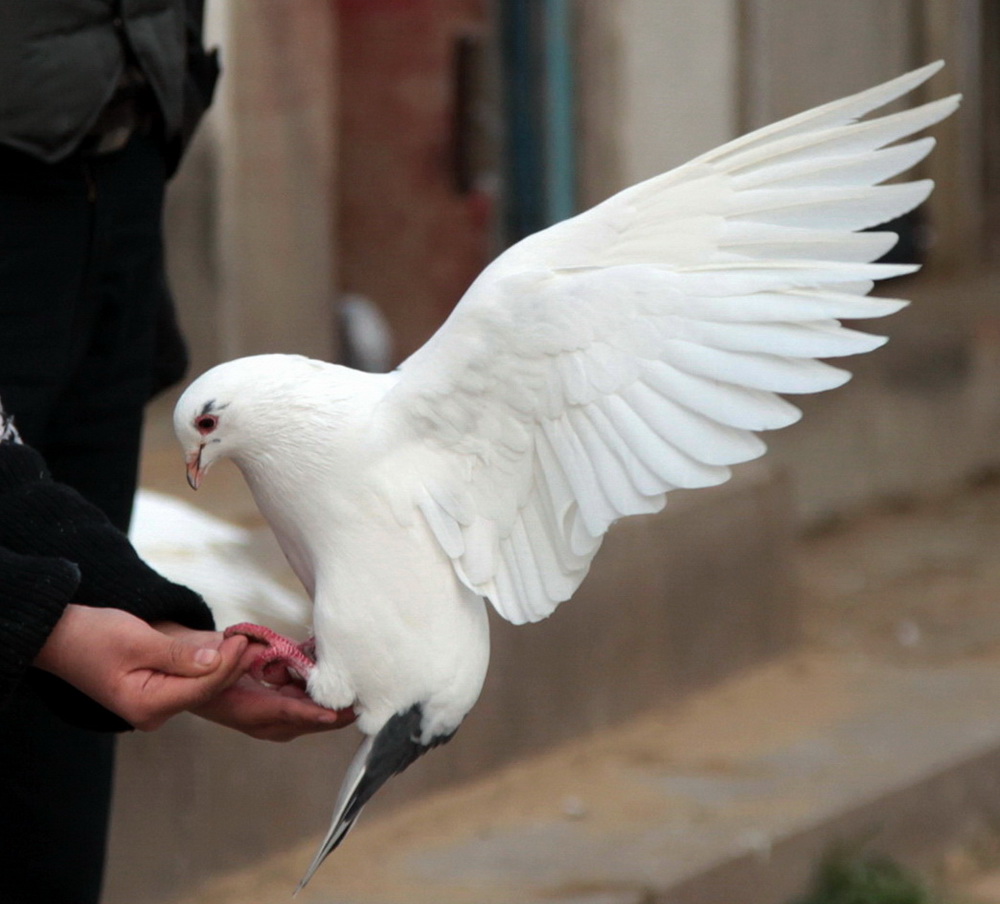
(798, 471, 1000, 668)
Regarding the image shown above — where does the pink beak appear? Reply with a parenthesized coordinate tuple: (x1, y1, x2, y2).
(185, 448, 205, 490)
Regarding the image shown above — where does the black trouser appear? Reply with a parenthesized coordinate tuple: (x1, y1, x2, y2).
(0, 133, 174, 904)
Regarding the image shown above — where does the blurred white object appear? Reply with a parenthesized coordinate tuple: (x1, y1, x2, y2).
(560, 795, 588, 820)
(895, 618, 922, 648)
(339, 293, 393, 373)
(130, 489, 310, 638)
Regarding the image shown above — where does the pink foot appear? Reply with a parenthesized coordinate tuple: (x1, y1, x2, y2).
(224, 622, 317, 688)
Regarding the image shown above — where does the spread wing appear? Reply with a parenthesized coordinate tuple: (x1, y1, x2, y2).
(377, 62, 959, 625)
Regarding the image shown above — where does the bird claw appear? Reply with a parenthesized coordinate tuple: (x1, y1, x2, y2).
(224, 622, 317, 688)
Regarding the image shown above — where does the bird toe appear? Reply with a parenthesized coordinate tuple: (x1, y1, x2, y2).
(225, 622, 317, 688)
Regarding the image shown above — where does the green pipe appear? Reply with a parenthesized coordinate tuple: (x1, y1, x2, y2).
(541, 0, 576, 224)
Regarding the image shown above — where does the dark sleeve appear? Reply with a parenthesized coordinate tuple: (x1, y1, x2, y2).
(0, 443, 214, 630)
(0, 546, 80, 710)
(0, 441, 216, 730)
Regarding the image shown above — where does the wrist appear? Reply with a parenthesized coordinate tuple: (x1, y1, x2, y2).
(33, 603, 87, 677)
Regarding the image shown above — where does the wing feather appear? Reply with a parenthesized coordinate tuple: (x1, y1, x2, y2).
(637, 364, 804, 431)
(720, 98, 956, 176)
(725, 180, 934, 231)
(588, 399, 666, 495)
(658, 341, 852, 393)
(376, 63, 958, 623)
(697, 61, 945, 162)
(732, 137, 935, 191)
(675, 320, 888, 357)
(532, 428, 598, 562)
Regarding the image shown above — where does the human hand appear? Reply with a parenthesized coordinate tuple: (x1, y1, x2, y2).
(34, 604, 249, 730)
(159, 623, 356, 741)
(191, 676, 356, 741)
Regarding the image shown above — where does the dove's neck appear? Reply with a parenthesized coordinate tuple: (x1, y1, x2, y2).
(229, 370, 395, 596)
(240, 459, 327, 597)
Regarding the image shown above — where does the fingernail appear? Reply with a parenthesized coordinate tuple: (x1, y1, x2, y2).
(195, 648, 220, 666)
(319, 713, 340, 723)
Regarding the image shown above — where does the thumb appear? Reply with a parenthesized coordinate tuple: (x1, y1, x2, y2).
(154, 633, 245, 678)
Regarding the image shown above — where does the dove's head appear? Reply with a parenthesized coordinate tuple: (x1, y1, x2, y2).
(174, 354, 323, 489)
(174, 353, 390, 490)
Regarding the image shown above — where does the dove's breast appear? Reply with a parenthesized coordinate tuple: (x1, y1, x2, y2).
(304, 501, 491, 738)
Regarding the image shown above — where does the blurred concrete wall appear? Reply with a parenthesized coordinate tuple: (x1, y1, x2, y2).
(165, 0, 339, 382)
(577, 0, 738, 203)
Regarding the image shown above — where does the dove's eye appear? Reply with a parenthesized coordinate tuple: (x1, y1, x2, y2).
(196, 414, 219, 435)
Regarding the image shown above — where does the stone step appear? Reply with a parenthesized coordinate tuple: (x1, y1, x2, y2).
(166, 648, 1000, 904)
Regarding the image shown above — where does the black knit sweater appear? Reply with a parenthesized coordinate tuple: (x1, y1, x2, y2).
(0, 441, 215, 730)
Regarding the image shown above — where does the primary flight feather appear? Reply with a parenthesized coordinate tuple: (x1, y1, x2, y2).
(174, 62, 958, 888)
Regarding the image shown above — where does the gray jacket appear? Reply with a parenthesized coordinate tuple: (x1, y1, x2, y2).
(0, 0, 217, 163)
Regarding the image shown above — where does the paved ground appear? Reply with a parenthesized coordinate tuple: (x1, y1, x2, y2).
(795, 472, 1000, 904)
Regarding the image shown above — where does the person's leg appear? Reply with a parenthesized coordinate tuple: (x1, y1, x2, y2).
(41, 133, 170, 530)
(0, 134, 172, 904)
(0, 684, 115, 904)
(0, 144, 114, 904)
(0, 146, 91, 448)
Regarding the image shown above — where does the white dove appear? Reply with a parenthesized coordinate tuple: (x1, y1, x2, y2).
(174, 62, 958, 889)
